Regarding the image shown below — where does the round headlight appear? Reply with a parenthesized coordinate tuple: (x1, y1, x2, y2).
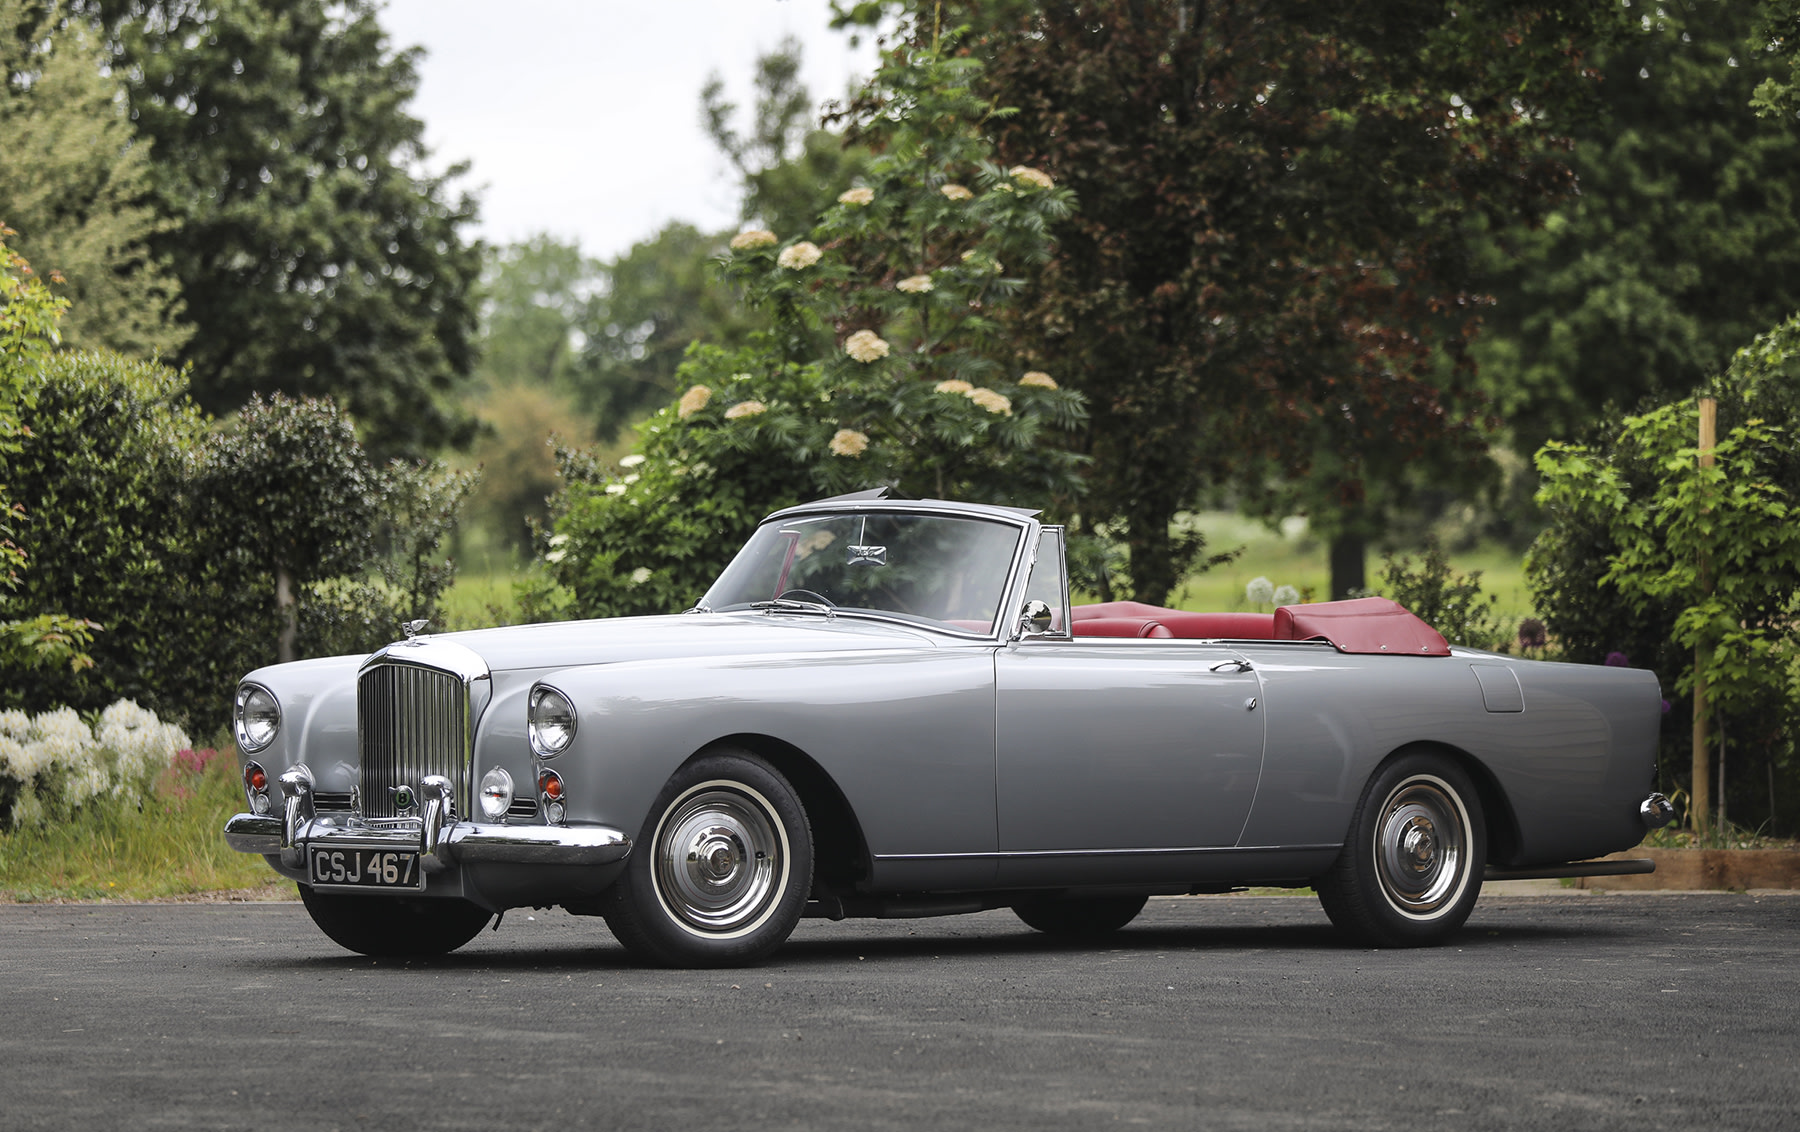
(234, 684, 281, 753)
(528, 686, 577, 757)
(479, 767, 514, 820)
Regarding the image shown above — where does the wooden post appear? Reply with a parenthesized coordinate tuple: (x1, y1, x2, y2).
(1692, 397, 1716, 835)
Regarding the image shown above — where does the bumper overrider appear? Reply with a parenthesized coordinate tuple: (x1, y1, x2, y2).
(223, 769, 631, 872)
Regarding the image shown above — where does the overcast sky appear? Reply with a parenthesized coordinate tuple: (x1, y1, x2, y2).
(379, 0, 881, 262)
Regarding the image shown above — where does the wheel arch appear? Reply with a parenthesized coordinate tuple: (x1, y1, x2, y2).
(689, 733, 873, 897)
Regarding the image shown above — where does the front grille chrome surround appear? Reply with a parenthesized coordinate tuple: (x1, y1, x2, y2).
(357, 639, 491, 822)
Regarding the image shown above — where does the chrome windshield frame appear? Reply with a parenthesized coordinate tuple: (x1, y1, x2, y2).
(704, 499, 1045, 643)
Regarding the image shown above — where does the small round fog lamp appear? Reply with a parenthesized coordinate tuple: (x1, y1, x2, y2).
(479, 767, 515, 820)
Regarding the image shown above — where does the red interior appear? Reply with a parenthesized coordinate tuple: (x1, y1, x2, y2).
(1069, 596, 1448, 656)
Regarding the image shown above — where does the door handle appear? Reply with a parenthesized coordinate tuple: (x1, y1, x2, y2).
(1210, 659, 1253, 673)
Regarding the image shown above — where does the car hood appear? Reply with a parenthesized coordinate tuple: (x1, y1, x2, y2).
(425, 611, 956, 674)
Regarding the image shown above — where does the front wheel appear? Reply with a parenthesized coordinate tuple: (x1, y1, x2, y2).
(298, 886, 492, 957)
(1315, 753, 1486, 948)
(602, 751, 812, 967)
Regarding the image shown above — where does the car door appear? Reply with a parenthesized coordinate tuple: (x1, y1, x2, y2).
(992, 639, 1267, 885)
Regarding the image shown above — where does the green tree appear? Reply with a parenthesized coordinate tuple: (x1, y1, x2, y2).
(76, 0, 482, 456)
(567, 223, 754, 438)
(197, 394, 380, 664)
(1474, 0, 1800, 458)
(848, 1, 1613, 603)
(0, 0, 187, 357)
(703, 35, 871, 240)
(476, 234, 596, 392)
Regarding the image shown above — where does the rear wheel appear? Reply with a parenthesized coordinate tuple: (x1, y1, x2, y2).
(297, 886, 492, 957)
(1013, 894, 1148, 937)
(1315, 752, 1486, 948)
(602, 750, 812, 967)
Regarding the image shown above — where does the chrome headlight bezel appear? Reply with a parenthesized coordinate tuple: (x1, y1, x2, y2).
(527, 685, 577, 758)
(233, 683, 282, 754)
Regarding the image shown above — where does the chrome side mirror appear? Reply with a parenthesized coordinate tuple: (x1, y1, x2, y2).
(1019, 599, 1055, 637)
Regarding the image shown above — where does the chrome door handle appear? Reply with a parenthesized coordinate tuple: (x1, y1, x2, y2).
(1210, 659, 1253, 673)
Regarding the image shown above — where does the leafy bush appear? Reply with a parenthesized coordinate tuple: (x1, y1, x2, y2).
(1375, 541, 1509, 652)
(1, 230, 94, 675)
(1528, 312, 1800, 832)
(0, 350, 216, 714)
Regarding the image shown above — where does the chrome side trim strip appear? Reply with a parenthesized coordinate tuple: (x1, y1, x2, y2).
(872, 844, 1342, 863)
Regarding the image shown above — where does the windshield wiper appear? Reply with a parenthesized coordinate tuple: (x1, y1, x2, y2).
(750, 595, 836, 618)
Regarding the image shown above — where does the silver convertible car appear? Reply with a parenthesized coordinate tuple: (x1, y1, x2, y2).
(225, 493, 1674, 966)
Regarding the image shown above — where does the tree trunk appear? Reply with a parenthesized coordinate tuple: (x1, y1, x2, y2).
(1328, 531, 1366, 601)
(276, 563, 297, 665)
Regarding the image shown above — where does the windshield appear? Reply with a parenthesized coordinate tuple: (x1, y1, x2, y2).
(701, 511, 1025, 633)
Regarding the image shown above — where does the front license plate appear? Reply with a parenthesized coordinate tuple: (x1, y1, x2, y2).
(307, 845, 423, 890)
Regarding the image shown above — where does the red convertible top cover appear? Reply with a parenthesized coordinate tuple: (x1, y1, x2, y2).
(1271, 597, 1450, 656)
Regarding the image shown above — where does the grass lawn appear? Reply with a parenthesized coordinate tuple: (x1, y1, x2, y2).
(1111, 512, 1536, 623)
(0, 746, 287, 903)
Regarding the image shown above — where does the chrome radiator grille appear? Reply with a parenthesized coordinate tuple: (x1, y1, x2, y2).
(358, 661, 472, 819)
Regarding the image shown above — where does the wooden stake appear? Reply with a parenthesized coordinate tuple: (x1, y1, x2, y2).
(1693, 397, 1716, 834)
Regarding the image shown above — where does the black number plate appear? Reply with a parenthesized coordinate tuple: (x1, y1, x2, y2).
(307, 845, 423, 890)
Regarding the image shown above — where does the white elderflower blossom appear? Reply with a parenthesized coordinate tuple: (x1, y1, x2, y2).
(96, 700, 190, 800)
(1019, 371, 1058, 389)
(967, 388, 1013, 416)
(843, 330, 890, 363)
(677, 384, 712, 418)
(896, 274, 934, 294)
(630, 567, 653, 586)
(1009, 165, 1055, 190)
(829, 429, 870, 457)
(777, 242, 821, 270)
(838, 186, 874, 206)
(729, 229, 777, 250)
(618, 454, 646, 469)
(724, 400, 767, 420)
(934, 379, 974, 394)
(940, 183, 973, 201)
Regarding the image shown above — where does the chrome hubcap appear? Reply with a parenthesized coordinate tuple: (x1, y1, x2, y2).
(1375, 778, 1467, 916)
(654, 784, 785, 937)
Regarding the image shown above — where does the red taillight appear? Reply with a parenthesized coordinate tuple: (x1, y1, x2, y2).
(246, 765, 268, 792)
(539, 769, 563, 800)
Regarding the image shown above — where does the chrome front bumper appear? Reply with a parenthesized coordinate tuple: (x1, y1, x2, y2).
(223, 770, 630, 871)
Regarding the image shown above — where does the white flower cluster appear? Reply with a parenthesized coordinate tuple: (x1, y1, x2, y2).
(0, 700, 191, 829)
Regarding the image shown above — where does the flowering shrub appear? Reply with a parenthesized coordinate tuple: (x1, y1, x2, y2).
(0, 700, 191, 830)
(536, 36, 1090, 619)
